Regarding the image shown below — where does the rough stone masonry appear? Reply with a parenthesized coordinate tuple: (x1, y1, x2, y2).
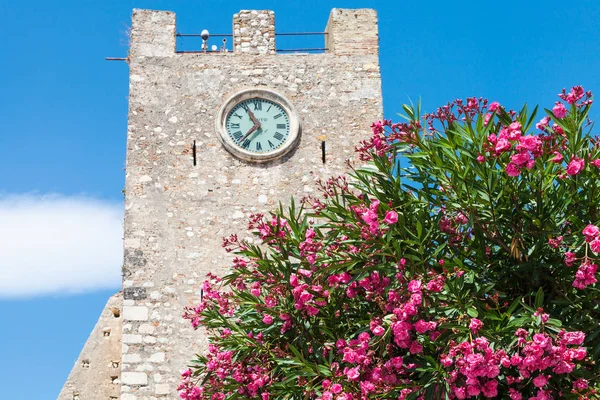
(59, 8, 382, 400)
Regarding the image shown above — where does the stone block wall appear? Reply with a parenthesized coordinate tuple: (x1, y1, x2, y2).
(57, 7, 382, 400)
(58, 293, 123, 400)
(120, 8, 382, 399)
(233, 10, 276, 54)
(325, 8, 379, 56)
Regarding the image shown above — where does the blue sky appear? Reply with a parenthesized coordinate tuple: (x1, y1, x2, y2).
(0, 0, 599, 398)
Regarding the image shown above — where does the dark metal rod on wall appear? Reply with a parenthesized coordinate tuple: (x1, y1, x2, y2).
(175, 51, 232, 54)
(176, 33, 233, 37)
(277, 48, 328, 52)
(176, 32, 327, 37)
(275, 32, 328, 36)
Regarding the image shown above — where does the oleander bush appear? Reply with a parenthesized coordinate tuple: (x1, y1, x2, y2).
(179, 86, 599, 399)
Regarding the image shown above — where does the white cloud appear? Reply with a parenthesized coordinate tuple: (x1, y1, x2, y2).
(0, 194, 123, 298)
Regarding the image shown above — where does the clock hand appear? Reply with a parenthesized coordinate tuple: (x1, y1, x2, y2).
(240, 123, 259, 142)
(247, 108, 260, 126)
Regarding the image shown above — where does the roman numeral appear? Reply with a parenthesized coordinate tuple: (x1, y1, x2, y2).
(273, 132, 284, 141)
(233, 113, 242, 119)
(273, 113, 283, 119)
(256, 142, 263, 151)
(241, 104, 249, 112)
(268, 140, 275, 148)
(277, 124, 287, 129)
(253, 101, 262, 111)
(242, 139, 251, 149)
(232, 131, 242, 141)
(230, 123, 240, 129)
(267, 105, 272, 112)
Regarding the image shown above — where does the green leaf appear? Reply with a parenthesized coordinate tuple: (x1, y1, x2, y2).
(466, 308, 479, 318)
(534, 287, 544, 309)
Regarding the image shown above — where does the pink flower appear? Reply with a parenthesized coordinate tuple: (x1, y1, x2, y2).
(484, 113, 492, 126)
(533, 374, 549, 388)
(495, 138, 511, 153)
(553, 124, 564, 135)
(469, 318, 483, 334)
(573, 379, 589, 390)
(440, 354, 453, 367)
(548, 236, 562, 249)
(453, 387, 467, 399)
(384, 210, 398, 224)
(550, 151, 563, 163)
(573, 262, 598, 289)
(590, 239, 600, 254)
(409, 341, 423, 354)
(414, 320, 429, 334)
(536, 116, 550, 130)
(553, 102, 567, 119)
(481, 380, 498, 397)
(407, 280, 422, 293)
(298, 268, 312, 277)
(582, 224, 599, 239)
(305, 305, 319, 316)
(506, 162, 521, 177)
(511, 151, 531, 167)
(562, 86, 585, 104)
(331, 384, 343, 394)
(477, 154, 485, 163)
(517, 135, 541, 153)
(250, 284, 261, 297)
(562, 331, 585, 345)
(466, 385, 480, 397)
(345, 366, 360, 380)
(262, 314, 273, 324)
(566, 157, 584, 175)
(564, 251, 576, 266)
(371, 325, 385, 336)
(509, 388, 523, 400)
(489, 101, 501, 112)
(509, 121, 522, 132)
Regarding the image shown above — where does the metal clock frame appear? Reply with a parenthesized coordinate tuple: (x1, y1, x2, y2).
(216, 88, 301, 163)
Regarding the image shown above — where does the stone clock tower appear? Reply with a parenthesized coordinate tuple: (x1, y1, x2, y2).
(59, 8, 382, 400)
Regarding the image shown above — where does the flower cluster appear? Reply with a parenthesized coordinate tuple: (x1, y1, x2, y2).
(441, 337, 504, 398)
(180, 87, 599, 399)
(503, 330, 589, 399)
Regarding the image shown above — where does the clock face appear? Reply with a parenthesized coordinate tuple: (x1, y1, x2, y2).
(216, 89, 301, 163)
(225, 98, 291, 154)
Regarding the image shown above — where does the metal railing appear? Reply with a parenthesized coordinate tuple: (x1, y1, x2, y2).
(175, 31, 328, 54)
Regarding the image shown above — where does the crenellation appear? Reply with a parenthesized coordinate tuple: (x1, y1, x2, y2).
(129, 9, 176, 58)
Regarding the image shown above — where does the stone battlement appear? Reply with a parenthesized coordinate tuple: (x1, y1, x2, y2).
(129, 8, 378, 57)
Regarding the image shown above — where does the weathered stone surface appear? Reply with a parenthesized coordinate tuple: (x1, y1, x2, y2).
(119, 7, 382, 400)
(121, 372, 149, 386)
(123, 306, 149, 321)
(58, 293, 122, 400)
(234, 10, 276, 55)
(124, 287, 148, 300)
(61, 7, 382, 400)
(325, 9, 379, 56)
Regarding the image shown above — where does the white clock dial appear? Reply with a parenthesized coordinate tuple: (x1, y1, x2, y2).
(225, 98, 290, 154)
(216, 89, 301, 163)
